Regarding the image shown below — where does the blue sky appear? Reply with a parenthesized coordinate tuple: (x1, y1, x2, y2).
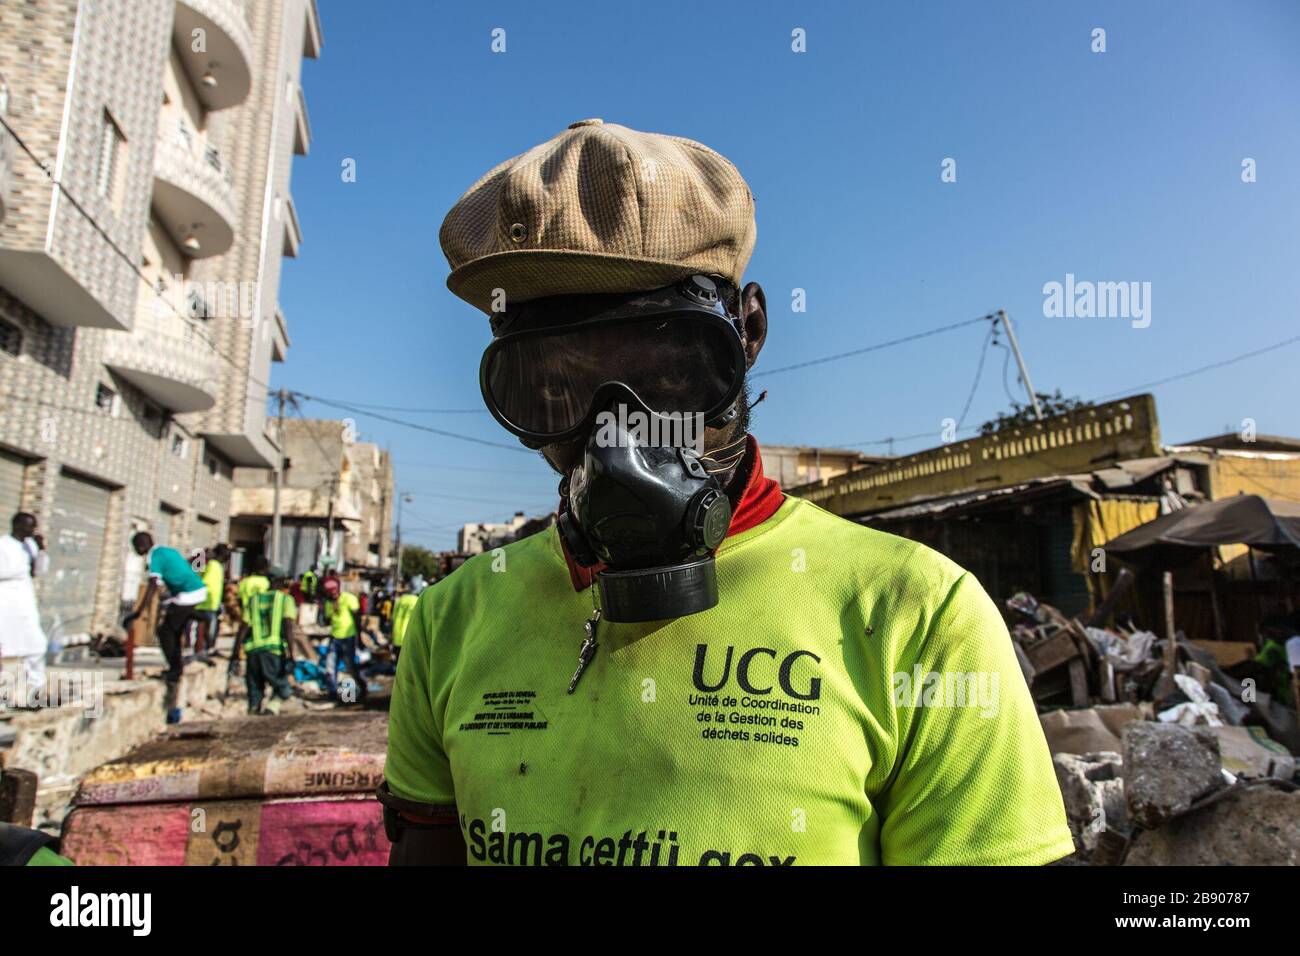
(278, 0, 1300, 551)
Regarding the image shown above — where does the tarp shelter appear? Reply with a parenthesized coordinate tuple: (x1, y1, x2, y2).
(1106, 494, 1300, 569)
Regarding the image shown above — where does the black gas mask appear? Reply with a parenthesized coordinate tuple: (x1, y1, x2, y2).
(480, 275, 749, 622)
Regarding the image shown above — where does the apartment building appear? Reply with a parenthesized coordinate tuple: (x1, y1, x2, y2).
(457, 511, 556, 555)
(0, 0, 321, 639)
(229, 418, 394, 577)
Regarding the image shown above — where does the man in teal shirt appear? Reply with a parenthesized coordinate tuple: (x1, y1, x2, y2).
(123, 532, 206, 690)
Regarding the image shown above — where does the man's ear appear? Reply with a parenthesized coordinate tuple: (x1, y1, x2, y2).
(740, 282, 767, 368)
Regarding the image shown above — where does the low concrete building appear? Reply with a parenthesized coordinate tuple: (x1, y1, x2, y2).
(458, 511, 554, 555)
(759, 444, 884, 489)
(229, 418, 392, 575)
(787, 394, 1300, 637)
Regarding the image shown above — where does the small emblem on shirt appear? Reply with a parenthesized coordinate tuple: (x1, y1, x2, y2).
(458, 690, 549, 735)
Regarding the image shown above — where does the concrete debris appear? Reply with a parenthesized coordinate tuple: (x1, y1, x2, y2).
(1053, 751, 1126, 853)
(1125, 784, 1300, 865)
(1122, 722, 1226, 829)
(1041, 703, 1146, 756)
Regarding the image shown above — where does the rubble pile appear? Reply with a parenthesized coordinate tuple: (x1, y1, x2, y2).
(1007, 591, 1300, 865)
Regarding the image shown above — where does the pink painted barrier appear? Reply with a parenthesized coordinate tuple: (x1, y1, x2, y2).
(62, 796, 390, 866)
(62, 713, 393, 866)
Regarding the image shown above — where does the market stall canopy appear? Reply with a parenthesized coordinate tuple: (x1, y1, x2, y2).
(1106, 494, 1300, 568)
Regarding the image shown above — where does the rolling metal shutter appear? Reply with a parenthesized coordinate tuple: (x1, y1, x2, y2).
(44, 471, 111, 640)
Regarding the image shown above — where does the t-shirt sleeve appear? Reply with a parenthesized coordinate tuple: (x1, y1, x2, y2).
(878, 572, 1075, 865)
(385, 593, 456, 808)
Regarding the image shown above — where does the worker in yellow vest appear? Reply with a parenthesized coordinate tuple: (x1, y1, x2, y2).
(231, 554, 270, 679)
(243, 570, 296, 715)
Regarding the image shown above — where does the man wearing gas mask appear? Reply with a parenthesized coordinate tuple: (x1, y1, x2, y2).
(382, 120, 1072, 866)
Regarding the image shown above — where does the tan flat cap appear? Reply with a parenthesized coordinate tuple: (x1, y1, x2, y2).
(440, 119, 756, 315)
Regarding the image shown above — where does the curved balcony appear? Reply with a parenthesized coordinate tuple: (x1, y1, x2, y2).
(103, 309, 221, 413)
(152, 123, 236, 259)
(172, 0, 253, 111)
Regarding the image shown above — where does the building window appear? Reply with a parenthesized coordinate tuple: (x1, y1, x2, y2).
(142, 403, 164, 438)
(0, 318, 20, 356)
(95, 109, 127, 206)
(171, 434, 187, 458)
(95, 383, 117, 415)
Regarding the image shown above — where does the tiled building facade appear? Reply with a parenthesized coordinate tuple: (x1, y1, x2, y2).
(0, 0, 321, 638)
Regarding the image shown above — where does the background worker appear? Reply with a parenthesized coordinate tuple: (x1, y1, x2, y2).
(195, 543, 229, 663)
(0, 512, 50, 701)
(243, 569, 297, 715)
(321, 576, 367, 704)
(232, 555, 271, 679)
(123, 532, 207, 721)
(389, 582, 421, 662)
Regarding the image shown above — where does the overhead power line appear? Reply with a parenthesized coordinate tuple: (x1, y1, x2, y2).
(752, 315, 991, 378)
(824, 328, 1300, 455)
(315, 398, 488, 415)
(1093, 332, 1300, 402)
(955, 323, 996, 431)
(294, 391, 532, 454)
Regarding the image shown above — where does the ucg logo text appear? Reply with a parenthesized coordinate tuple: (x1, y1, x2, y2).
(692, 644, 822, 700)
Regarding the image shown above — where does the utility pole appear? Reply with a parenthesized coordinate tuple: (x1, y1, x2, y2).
(394, 492, 412, 589)
(326, 475, 336, 566)
(270, 388, 286, 564)
(995, 310, 1043, 421)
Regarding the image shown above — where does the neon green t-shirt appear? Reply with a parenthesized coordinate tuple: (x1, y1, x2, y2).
(391, 593, 419, 648)
(386, 497, 1073, 866)
(327, 591, 360, 639)
(197, 559, 224, 611)
(28, 846, 73, 866)
(238, 575, 269, 620)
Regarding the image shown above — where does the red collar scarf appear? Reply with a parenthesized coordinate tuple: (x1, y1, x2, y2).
(561, 434, 784, 592)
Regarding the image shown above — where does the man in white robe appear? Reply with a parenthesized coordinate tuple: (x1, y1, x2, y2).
(0, 512, 49, 705)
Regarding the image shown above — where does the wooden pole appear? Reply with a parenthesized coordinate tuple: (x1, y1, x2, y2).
(1162, 570, 1178, 679)
(1087, 566, 1136, 628)
(1207, 552, 1226, 642)
(124, 617, 136, 681)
